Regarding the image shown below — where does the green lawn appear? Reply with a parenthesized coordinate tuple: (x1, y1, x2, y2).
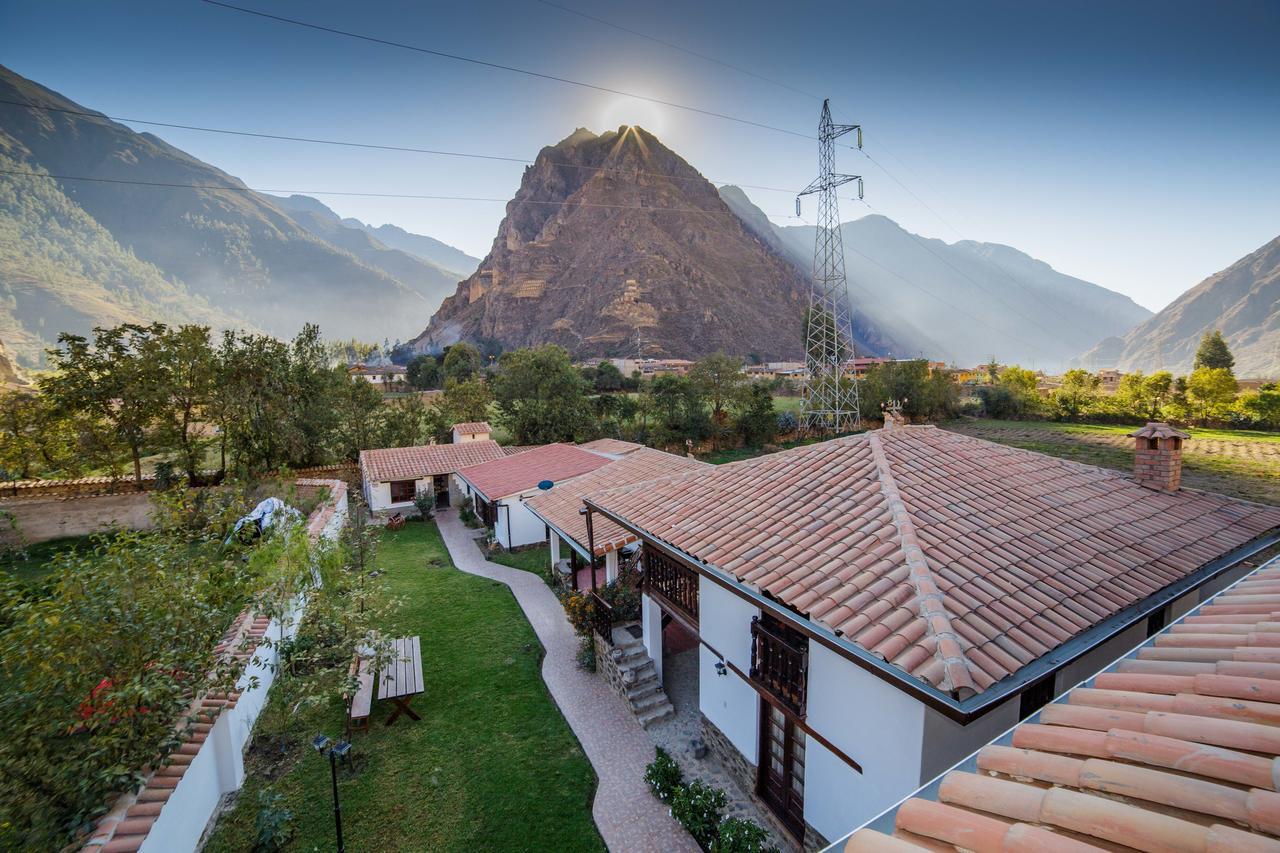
(0, 534, 101, 586)
(204, 522, 603, 852)
(488, 543, 552, 580)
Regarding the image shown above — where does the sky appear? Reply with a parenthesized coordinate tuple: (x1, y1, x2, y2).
(1, 0, 1278, 312)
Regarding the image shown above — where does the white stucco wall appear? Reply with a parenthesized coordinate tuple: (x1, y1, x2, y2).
(366, 477, 430, 512)
(804, 645, 927, 843)
(697, 578, 760, 764)
(642, 593, 664, 681)
(495, 497, 548, 548)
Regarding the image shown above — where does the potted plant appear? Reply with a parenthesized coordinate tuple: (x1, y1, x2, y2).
(413, 490, 435, 521)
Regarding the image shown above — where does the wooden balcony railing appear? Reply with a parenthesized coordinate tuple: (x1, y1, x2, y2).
(642, 545, 699, 624)
(751, 616, 808, 716)
(588, 591, 614, 647)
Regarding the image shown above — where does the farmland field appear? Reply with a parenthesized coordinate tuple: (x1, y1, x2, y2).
(943, 419, 1280, 505)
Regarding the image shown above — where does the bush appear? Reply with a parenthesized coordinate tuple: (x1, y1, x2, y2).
(254, 789, 294, 852)
(413, 490, 435, 520)
(776, 411, 798, 435)
(459, 503, 481, 529)
(559, 589, 593, 636)
(576, 636, 596, 672)
(671, 780, 727, 849)
(712, 817, 777, 853)
(644, 747, 684, 804)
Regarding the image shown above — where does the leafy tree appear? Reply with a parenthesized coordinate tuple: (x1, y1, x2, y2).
(690, 353, 745, 447)
(42, 323, 167, 488)
(1116, 370, 1174, 421)
(333, 371, 387, 461)
(732, 382, 777, 448)
(1235, 387, 1280, 428)
(646, 375, 710, 451)
(1187, 366, 1238, 422)
(0, 391, 78, 481)
(379, 394, 433, 447)
(1051, 369, 1100, 420)
(1193, 330, 1235, 374)
(154, 325, 217, 483)
(406, 354, 440, 390)
(442, 342, 483, 384)
(491, 345, 591, 444)
(440, 377, 491, 431)
(858, 360, 958, 422)
(592, 361, 625, 392)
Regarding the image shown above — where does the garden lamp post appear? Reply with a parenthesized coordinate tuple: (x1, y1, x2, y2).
(312, 733, 352, 852)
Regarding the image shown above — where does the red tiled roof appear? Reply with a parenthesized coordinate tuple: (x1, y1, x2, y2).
(359, 440, 506, 483)
(458, 443, 612, 501)
(452, 421, 492, 435)
(579, 438, 644, 457)
(844, 555, 1280, 853)
(524, 448, 708, 556)
(589, 426, 1280, 697)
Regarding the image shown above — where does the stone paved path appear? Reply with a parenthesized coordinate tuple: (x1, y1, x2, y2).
(436, 510, 696, 853)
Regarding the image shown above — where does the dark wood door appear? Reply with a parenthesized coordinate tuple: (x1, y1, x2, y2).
(433, 475, 450, 507)
(758, 698, 806, 841)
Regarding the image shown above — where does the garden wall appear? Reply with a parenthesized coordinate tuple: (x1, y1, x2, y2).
(0, 492, 157, 546)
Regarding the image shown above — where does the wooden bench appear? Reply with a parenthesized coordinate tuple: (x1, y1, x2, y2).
(376, 636, 424, 727)
(346, 655, 375, 731)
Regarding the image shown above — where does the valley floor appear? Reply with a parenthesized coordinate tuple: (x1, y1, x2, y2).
(942, 418, 1280, 505)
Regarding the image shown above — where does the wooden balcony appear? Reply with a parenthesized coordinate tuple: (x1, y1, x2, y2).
(751, 615, 808, 716)
(642, 545, 699, 626)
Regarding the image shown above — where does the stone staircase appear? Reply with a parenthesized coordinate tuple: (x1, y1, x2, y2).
(611, 637, 675, 728)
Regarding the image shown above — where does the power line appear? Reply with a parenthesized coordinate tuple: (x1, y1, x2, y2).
(200, 0, 820, 144)
(0, 98, 805, 199)
(531, 0, 822, 101)
(0, 167, 802, 218)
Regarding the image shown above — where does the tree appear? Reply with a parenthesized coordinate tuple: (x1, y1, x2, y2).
(491, 345, 590, 445)
(333, 372, 387, 461)
(732, 382, 777, 447)
(0, 391, 77, 481)
(154, 325, 217, 483)
(1117, 370, 1173, 421)
(440, 377, 491, 429)
(42, 324, 168, 488)
(592, 361, 625, 392)
(1194, 330, 1235, 374)
(379, 395, 433, 447)
(1051, 369, 1100, 420)
(442, 343, 483, 384)
(646, 375, 710, 451)
(1186, 366, 1237, 423)
(406, 354, 440, 391)
(690, 353, 745, 447)
(1235, 387, 1280, 429)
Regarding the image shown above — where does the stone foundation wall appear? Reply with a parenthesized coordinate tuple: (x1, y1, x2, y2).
(700, 712, 758, 800)
(592, 624, 637, 699)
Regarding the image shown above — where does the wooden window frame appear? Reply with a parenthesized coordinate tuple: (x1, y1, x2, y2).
(389, 479, 417, 504)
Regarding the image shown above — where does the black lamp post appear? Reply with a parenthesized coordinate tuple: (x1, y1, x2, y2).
(312, 733, 352, 852)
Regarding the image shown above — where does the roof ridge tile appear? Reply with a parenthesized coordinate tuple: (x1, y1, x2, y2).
(868, 432, 978, 698)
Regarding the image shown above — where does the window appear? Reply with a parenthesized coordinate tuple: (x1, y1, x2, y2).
(1019, 674, 1057, 719)
(389, 480, 416, 504)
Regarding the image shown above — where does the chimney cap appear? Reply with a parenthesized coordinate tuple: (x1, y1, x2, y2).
(1128, 422, 1189, 440)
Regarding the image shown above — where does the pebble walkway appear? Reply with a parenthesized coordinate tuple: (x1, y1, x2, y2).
(435, 509, 697, 853)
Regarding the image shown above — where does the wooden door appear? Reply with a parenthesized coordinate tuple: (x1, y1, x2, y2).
(758, 698, 806, 840)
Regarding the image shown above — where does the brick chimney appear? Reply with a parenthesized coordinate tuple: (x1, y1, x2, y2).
(1128, 422, 1189, 491)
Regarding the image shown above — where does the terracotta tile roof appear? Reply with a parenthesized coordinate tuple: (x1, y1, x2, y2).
(579, 438, 644, 457)
(524, 448, 708, 556)
(359, 440, 505, 483)
(452, 421, 492, 435)
(588, 426, 1280, 697)
(843, 554, 1280, 853)
(1130, 421, 1191, 440)
(457, 443, 612, 501)
(502, 444, 541, 456)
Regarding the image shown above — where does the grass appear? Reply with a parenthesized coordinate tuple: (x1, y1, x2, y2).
(488, 543, 551, 579)
(944, 418, 1280, 505)
(0, 534, 102, 586)
(698, 431, 863, 465)
(204, 521, 603, 852)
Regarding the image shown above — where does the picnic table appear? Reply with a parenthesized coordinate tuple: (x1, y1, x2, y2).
(376, 635, 424, 726)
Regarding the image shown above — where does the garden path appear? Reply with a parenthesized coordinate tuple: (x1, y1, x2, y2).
(435, 509, 696, 853)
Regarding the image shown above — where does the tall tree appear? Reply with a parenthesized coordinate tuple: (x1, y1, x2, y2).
(406, 354, 440, 390)
(440, 377, 491, 432)
(732, 382, 778, 448)
(42, 323, 167, 488)
(689, 353, 745, 431)
(155, 325, 216, 483)
(442, 342, 483, 384)
(1194, 330, 1235, 374)
(1187, 366, 1238, 422)
(491, 345, 590, 445)
(1052, 369, 1100, 420)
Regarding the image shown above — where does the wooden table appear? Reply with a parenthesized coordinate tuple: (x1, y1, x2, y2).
(376, 635, 424, 726)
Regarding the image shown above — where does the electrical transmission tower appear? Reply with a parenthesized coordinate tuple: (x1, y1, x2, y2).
(797, 99, 863, 434)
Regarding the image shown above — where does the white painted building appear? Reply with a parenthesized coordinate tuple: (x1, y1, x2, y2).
(451, 421, 492, 443)
(359, 439, 506, 513)
(586, 424, 1280, 848)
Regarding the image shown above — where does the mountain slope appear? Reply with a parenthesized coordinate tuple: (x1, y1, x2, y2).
(0, 64, 433, 345)
(341, 219, 479, 279)
(413, 126, 895, 360)
(268, 194, 462, 311)
(721, 185, 1151, 369)
(1080, 235, 1280, 377)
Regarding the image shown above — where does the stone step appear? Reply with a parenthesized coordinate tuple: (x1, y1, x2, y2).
(630, 690, 670, 714)
(626, 679, 663, 702)
(637, 702, 675, 729)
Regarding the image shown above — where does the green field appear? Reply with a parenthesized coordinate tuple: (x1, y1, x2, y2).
(488, 543, 552, 579)
(204, 522, 602, 852)
(944, 419, 1280, 505)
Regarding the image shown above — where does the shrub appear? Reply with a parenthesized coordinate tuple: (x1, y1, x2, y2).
(459, 503, 481, 528)
(712, 817, 777, 853)
(644, 747, 684, 804)
(413, 490, 435, 520)
(254, 789, 294, 852)
(576, 636, 596, 672)
(671, 780, 727, 849)
(559, 589, 593, 636)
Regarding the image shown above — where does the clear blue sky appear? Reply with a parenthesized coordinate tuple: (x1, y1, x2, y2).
(2, 0, 1277, 311)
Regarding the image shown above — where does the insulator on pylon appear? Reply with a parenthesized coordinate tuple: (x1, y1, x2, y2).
(795, 197, 801, 217)
(856, 127, 863, 149)
(857, 178, 864, 200)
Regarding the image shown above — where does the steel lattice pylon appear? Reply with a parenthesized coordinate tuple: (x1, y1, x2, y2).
(797, 99, 863, 434)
